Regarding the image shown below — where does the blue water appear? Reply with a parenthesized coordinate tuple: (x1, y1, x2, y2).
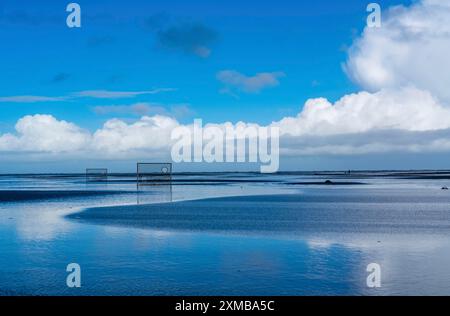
(1, 172, 450, 295)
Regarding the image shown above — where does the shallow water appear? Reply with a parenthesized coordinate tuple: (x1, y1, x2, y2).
(1, 172, 450, 295)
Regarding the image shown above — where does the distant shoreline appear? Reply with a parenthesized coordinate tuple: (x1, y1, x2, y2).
(1, 169, 450, 177)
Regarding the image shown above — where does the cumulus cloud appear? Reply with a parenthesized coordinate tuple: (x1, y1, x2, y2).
(274, 87, 450, 136)
(345, 0, 450, 102)
(0, 115, 177, 157)
(2, 0, 450, 162)
(280, 128, 450, 156)
(273, 87, 450, 155)
(3, 86, 450, 158)
(91, 115, 179, 154)
(0, 115, 90, 153)
(217, 70, 285, 94)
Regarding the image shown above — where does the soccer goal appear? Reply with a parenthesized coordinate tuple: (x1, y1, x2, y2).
(137, 163, 172, 184)
(86, 168, 108, 181)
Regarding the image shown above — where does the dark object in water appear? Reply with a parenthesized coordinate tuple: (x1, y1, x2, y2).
(442, 187, 449, 190)
(325, 180, 333, 185)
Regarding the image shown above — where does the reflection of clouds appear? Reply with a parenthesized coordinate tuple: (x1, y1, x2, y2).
(102, 225, 175, 239)
(136, 228, 175, 239)
(137, 185, 172, 205)
(306, 239, 335, 250)
(100, 225, 194, 251)
(11, 189, 177, 242)
(15, 204, 76, 241)
(170, 184, 293, 203)
(133, 229, 178, 251)
(101, 225, 130, 236)
(305, 233, 450, 295)
(306, 234, 448, 252)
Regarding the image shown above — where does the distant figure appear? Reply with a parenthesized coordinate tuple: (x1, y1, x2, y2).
(325, 180, 334, 185)
(442, 186, 449, 190)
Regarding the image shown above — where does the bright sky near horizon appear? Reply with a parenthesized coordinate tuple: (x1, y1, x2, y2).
(2, 0, 450, 173)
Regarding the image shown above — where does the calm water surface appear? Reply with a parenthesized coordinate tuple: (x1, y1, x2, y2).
(1, 172, 450, 295)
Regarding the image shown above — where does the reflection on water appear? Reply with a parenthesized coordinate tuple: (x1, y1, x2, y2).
(137, 184, 172, 205)
(1, 172, 450, 295)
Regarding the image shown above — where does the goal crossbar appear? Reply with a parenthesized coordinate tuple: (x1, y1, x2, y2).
(137, 163, 172, 184)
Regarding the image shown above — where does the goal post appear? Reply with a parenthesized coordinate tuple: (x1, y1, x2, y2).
(137, 163, 172, 184)
(86, 168, 108, 181)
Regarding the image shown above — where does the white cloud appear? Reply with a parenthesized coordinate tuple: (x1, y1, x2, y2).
(93, 103, 167, 116)
(0, 115, 178, 157)
(91, 115, 179, 154)
(277, 86, 450, 155)
(0, 95, 66, 103)
(0, 88, 175, 103)
(2, 86, 450, 158)
(1, 0, 450, 162)
(73, 88, 175, 99)
(92, 102, 194, 119)
(345, 0, 450, 103)
(273, 87, 450, 136)
(217, 70, 285, 94)
(0, 115, 90, 153)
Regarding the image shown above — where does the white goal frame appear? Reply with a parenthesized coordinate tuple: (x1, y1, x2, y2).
(136, 163, 172, 184)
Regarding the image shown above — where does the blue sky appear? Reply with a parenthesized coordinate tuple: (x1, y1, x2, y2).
(0, 0, 411, 130)
(5, 0, 450, 173)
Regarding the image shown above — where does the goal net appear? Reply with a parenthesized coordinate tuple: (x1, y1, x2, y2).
(137, 163, 172, 184)
(86, 168, 108, 181)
